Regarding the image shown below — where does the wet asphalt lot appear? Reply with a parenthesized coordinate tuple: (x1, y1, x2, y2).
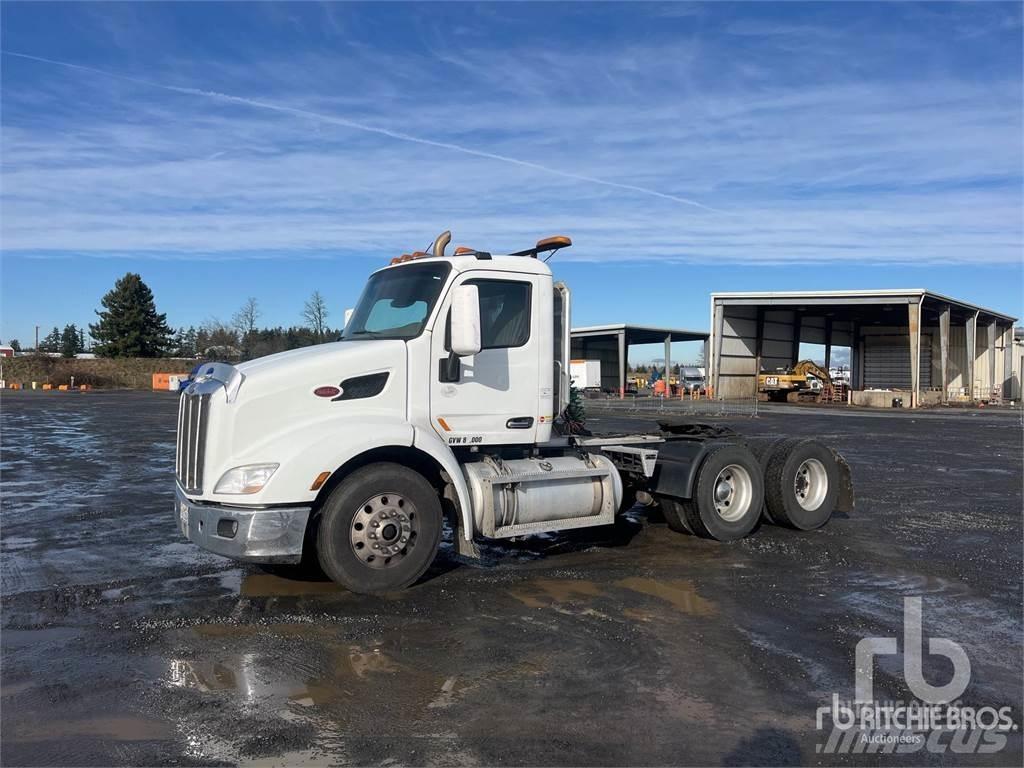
(1, 391, 1021, 767)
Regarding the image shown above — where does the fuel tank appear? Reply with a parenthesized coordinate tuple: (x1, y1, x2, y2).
(462, 454, 622, 533)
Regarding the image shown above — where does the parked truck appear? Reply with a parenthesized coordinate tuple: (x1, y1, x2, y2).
(175, 233, 853, 593)
(569, 359, 602, 391)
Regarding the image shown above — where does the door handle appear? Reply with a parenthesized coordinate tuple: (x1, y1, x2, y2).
(506, 417, 534, 429)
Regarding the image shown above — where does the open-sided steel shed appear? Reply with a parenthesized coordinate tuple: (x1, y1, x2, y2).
(709, 290, 1017, 407)
(570, 324, 709, 396)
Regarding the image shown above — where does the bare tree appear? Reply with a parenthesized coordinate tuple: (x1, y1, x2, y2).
(232, 297, 260, 337)
(303, 290, 329, 341)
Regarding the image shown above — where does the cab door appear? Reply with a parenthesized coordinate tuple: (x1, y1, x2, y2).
(429, 272, 540, 445)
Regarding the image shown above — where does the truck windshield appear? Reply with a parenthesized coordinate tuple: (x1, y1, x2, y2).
(342, 261, 451, 341)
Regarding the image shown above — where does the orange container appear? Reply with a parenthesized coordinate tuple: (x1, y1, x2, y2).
(42, 383, 53, 391)
(9, 383, 21, 390)
(153, 372, 189, 391)
(58, 384, 70, 391)
(79, 384, 91, 391)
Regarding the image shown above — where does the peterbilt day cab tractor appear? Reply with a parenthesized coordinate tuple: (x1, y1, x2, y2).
(175, 233, 853, 593)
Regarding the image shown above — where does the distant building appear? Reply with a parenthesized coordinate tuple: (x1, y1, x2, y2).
(0, 346, 14, 358)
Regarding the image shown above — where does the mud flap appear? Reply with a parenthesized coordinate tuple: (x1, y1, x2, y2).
(830, 449, 855, 513)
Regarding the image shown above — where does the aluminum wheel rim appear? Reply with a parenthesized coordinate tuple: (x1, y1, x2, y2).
(794, 458, 828, 511)
(713, 464, 753, 522)
(350, 493, 419, 569)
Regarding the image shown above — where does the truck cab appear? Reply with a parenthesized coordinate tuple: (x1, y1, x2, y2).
(174, 234, 628, 592)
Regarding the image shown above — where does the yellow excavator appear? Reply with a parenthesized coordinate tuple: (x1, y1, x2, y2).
(758, 360, 832, 402)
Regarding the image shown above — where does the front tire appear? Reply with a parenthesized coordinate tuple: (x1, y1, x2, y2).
(316, 463, 443, 593)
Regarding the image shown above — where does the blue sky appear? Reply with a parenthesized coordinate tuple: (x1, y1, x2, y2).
(2, 1, 1022, 360)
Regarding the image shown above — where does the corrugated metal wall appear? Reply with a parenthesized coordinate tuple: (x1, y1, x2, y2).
(863, 333, 932, 389)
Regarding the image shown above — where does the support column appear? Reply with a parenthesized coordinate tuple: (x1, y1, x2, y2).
(824, 317, 833, 370)
(965, 311, 978, 401)
(939, 305, 950, 404)
(791, 311, 802, 366)
(712, 302, 724, 399)
(618, 330, 626, 399)
(908, 301, 921, 408)
(851, 321, 862, 389)
(987, 320, 997, 397)
(754, 307, 765, 384)
(664, 335, 672, 398)
(1004, 325, 1014, 399)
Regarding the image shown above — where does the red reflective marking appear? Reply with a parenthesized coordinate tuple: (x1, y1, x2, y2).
(314, 386, 341, 398)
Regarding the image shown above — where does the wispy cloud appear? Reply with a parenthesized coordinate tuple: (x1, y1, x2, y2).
(2, 50, 727, 214)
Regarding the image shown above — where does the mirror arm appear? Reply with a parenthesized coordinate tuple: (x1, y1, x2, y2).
(440, 351, 461, 383)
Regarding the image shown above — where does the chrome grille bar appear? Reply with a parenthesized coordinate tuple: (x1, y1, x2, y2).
(176, 392, 210, 494)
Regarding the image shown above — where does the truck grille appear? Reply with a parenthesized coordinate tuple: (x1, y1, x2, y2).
(176, 392, 210, 494)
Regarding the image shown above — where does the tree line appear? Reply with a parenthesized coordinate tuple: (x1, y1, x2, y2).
(5, 272, 341, 361)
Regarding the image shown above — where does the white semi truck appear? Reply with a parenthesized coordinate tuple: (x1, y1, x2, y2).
(175, 233, 853, 593)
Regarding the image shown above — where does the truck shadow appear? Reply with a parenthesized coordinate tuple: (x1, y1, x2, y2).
(429, 510, 648, 577)
(258, 510, 651, 592)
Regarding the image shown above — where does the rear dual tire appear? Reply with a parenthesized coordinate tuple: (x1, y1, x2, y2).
(660, 444, 765, 541)
(762, 439, 838, 530)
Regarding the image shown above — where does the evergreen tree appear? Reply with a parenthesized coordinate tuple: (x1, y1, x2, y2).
(563, 383, 589, 435)
(90, 273, 172, 358)
(41, 327, 61, 352)
(60, 324, 82, 358)
(170, 327, 199, 358)
(7, 339, 20, 352)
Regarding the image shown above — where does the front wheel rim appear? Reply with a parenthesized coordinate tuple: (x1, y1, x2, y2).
(713, 464, 753, 522)
(350, 493, 419, 569)
(794, 458, 828, 510)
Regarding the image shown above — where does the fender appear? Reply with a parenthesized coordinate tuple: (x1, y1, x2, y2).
(646, 439, 717, 501)
(224, 417, 415, 506)
(413, 426, 475, 541)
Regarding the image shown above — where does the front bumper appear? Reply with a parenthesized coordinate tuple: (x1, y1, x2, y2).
(175, 485, 311, 564)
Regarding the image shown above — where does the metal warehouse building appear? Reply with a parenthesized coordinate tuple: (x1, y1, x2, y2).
(709, 290, 1018, 408)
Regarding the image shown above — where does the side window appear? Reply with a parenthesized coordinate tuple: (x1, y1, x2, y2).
(447, 279, 532, 350)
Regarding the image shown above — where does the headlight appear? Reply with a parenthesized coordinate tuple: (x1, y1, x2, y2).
(214, 463, 279, 494)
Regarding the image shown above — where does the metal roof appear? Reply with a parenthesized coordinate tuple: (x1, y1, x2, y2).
(571, 324, 708, 343)
(711, 289, 1016, 323)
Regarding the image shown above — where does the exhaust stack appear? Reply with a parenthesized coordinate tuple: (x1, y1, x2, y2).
(431, 230, 451, 258)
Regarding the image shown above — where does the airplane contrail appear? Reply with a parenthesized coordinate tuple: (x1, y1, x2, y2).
(2, 49, 727, 214)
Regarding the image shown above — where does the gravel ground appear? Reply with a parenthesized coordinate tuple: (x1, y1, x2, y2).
(1, 391, 1021, 766)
